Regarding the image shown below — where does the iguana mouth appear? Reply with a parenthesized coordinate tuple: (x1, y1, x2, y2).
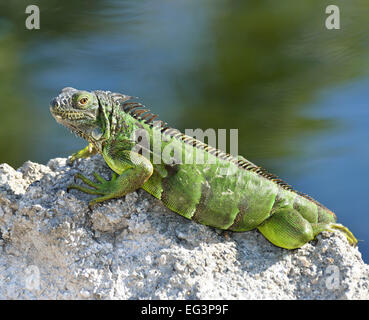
(50, 100, 94, 124)
(50, 107, 86, 121)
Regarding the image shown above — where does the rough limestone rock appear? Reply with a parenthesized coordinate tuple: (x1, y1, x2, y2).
(0, 156, 368, 299)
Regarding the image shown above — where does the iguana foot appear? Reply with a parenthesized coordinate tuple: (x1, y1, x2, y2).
(330, 224, 358, 246)
(313, 223, 358, 247)
(67, 172, 120, 209)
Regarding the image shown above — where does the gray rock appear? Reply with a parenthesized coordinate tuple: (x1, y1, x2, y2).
(0, 156, 368, 299)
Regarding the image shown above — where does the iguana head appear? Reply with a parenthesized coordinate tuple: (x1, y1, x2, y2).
(50, 87, 102, 140)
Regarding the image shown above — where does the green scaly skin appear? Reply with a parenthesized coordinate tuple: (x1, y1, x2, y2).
(50, 87, 358, 249)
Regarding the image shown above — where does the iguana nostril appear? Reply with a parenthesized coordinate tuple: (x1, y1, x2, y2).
(51, 98, 60, 109)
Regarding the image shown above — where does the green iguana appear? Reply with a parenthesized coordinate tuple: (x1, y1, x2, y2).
(50, 87, 357, 249)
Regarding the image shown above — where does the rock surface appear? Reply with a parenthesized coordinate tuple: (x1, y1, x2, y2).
(0, 156, 368, 299)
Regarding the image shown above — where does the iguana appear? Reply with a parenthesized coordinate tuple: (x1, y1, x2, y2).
(50, 87, 357, 249)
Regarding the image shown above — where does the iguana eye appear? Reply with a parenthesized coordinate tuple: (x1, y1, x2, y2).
(72, 91, 93, 108)
(79, 97, 88, 105)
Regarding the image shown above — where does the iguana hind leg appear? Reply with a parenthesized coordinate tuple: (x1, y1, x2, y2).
(257, 208, 315, 249)
(257, 208, 358, 249)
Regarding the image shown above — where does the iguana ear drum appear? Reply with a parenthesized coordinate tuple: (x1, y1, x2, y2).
(91, 127, 103, 140)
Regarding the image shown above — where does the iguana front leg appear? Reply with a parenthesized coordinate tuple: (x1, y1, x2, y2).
(67, 146, 153, 209)
(69, 143, 97, 164)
